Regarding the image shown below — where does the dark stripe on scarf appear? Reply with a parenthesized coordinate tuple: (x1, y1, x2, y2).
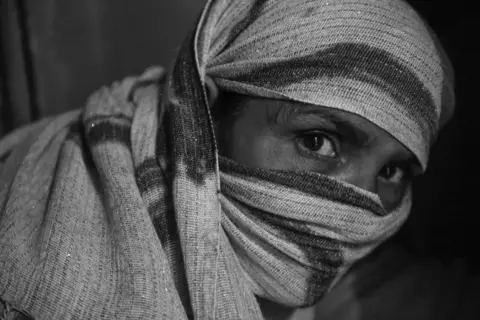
(64, 121, 103, 189)
(84, 114, 133, 125)
(65, 121, 83, 145)
(135, 158, 176, 248)
(135, 157, 193, 318)
(234, 42, 436, 139)
(136, 158, 165, 193)
(155, 120, 173, 181)
(85, 121, 131, 149)
(243, 206, 342, 304)
(242, 206, 341, 255)
(221, 0, 269, 52)
(167, 32, 216, 185)
(223, 200, 341, 304)
(219, 157, 386, 216)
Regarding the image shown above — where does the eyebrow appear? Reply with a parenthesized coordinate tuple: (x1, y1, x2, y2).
(273, 101, 421, 171)
(278, 102, 375, 147)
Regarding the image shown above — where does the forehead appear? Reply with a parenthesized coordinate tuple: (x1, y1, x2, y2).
(239, 97, 415, 158)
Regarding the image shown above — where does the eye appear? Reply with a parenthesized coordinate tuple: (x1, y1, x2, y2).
(378, 163, 409, 184)
(298, 132, 338, 158)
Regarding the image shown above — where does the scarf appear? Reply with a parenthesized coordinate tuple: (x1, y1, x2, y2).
(0, 0, 454, 319)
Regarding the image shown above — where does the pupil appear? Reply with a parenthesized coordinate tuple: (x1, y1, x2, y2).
(382, 165, 395, 178)
(305, 135, 322, 151)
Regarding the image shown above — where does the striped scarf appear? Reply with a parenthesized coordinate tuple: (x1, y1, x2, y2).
(0, 0, 454, 319)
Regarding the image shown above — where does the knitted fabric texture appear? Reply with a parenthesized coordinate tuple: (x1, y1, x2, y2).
(202, 0, 454, 170)
(0, 0, 453, 319)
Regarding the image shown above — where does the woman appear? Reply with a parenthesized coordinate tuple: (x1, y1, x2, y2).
(0, 0, 474, 319)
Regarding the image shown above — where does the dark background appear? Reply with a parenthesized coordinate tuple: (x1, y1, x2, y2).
(0, 1, 476, 266)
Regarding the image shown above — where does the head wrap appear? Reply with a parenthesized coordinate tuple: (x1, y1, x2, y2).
(199, 0, 454, 170)
(0, 0, 453, 319)
(163, 0, 453, 316)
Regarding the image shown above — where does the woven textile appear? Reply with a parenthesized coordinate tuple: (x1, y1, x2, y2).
(0, 0, 453, 319)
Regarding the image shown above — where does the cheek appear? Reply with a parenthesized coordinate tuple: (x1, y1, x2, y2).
(227, 133, 283, 169)
(234, 135, 323, 172)
(253, 137, 298, 170)
(221, 110, 293, 170)
(221, 118, 267, 167)
(226, 124, 301, 171)
(377, 182, 409, 212)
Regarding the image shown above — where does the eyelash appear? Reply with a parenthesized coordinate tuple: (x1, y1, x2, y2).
(296, 130, 419, 183)
(295, 130, 341, 159)
(380, 161, 416, 183)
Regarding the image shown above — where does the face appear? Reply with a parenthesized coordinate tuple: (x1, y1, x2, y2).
(214, 96, 422, 212)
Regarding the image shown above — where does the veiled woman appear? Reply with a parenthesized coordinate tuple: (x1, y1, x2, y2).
(1, 0, 476, 319)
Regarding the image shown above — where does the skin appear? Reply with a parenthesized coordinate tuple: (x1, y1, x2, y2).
(211, 94, 423, 319)
(213, 95, 422, 213)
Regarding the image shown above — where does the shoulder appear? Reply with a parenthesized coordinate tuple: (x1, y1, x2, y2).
(0, 110, 82, 190)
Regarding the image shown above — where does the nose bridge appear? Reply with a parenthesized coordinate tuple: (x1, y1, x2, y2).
(335, 160, 378, 194)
